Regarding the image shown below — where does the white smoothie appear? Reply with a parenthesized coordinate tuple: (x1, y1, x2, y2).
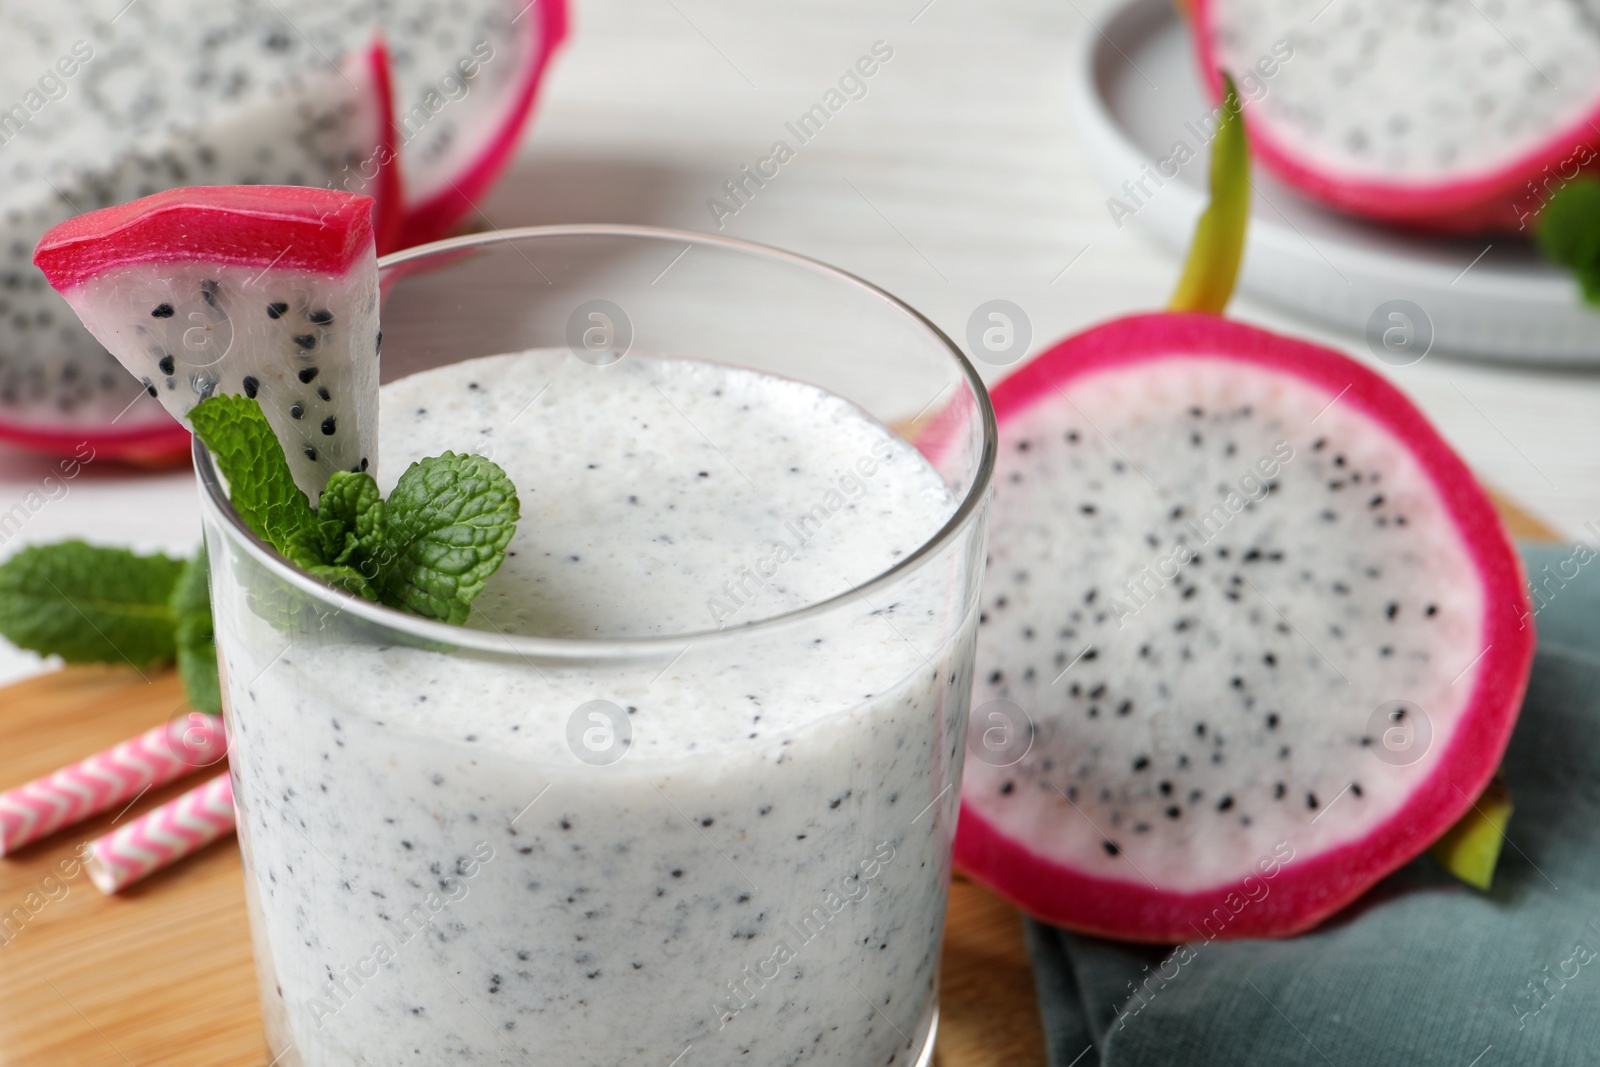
(212, 350, 979, 1066)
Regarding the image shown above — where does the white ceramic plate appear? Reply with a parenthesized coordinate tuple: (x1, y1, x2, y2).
(1074, 0, 1600, 365)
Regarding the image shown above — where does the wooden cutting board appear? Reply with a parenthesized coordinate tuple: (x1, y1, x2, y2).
(0, 669, 1044, 1067)
(0, 492, 1555, 1067)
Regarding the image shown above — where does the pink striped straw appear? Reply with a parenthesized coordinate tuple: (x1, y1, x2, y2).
(0, 712, 226, 856)
(86, 773, 236, 894)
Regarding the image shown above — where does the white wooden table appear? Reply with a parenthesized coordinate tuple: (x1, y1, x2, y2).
(1, 0, 1595, 687)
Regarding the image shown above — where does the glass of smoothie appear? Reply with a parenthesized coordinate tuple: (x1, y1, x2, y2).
(199, 226, 995, 1067)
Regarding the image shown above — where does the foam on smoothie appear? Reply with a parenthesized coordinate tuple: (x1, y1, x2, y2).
(378, 349, 955, 638)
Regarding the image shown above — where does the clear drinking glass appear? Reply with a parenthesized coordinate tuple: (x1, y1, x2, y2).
(199, 226, 995, 1067)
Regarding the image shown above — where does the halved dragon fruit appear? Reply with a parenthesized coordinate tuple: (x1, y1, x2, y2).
(954, 313, 1534, 940)
(0, 0, 566, 462)
(1193, 0, 1600, 232)
(34, 187, 379, 498)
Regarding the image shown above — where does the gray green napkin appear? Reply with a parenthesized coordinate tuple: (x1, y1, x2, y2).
(1025, 544, 1600, 1066)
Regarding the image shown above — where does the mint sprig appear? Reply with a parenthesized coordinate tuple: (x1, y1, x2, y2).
(0, 399, 518, 710)
(190, 394, 519, 625)
(0, 541, 219, 712)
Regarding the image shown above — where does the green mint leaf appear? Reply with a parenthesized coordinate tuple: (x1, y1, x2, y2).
(189, 394, 316, 553)
(282, 526, 331, 571)
(175, 641, 222, 715)
(305, 471, 387, 601)
(304, 561, 380, 602)
(317, 471, 387, 566)
(1535, 177, 1600, 306)
(170, 548, 221, 714)
(282, 523, 379, 602)
(168, 545, 212, 625)
(379, 451, 520, 624)
(0, 541, 184, 666)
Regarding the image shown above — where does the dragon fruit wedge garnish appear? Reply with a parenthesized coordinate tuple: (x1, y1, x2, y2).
(34, 186, 380, 499)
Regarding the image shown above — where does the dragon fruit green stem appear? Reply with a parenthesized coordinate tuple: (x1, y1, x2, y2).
(1168, 70, 1250, 315)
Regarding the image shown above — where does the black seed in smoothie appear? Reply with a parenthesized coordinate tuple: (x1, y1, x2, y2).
(298, 367, 319, 383)
(242, 375, 259, 398)
(267, 301, 289, 318)
(151, 303, 174, 318)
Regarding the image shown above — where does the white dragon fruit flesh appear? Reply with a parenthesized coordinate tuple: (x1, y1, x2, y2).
(34, 186, 380, 499)
(953, 312, 1534, 941)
